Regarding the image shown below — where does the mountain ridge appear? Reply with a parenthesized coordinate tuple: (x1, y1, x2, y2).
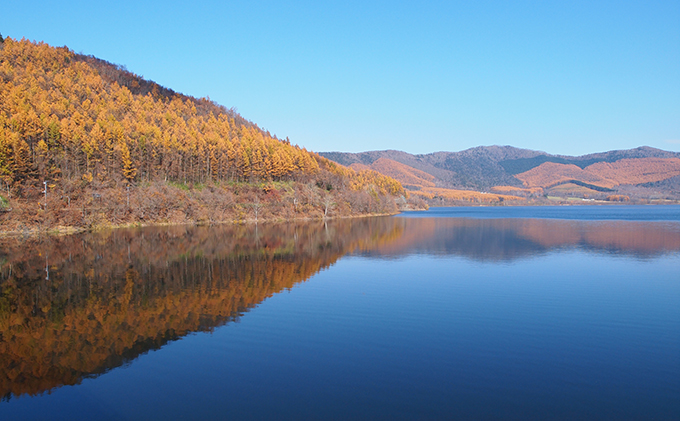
(320, 146, 680, 203)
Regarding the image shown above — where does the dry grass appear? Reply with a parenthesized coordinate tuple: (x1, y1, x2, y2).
(587, 158, 680, 185)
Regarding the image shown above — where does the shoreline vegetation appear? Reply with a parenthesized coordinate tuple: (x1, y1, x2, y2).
(0, 178, 427, 238)
(6, 192, 677, 239)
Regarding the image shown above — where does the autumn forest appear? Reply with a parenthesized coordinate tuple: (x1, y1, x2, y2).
(0, 37, 413, 233)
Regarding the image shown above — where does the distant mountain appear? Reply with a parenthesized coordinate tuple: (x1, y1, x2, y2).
(323, 146, 538, 190)
(499, 146, 680, 174)
(320, 146, 680, 202)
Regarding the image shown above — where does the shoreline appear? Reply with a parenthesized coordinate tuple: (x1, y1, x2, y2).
(4, 201, 677, 238)
(0, 210, 406, 239)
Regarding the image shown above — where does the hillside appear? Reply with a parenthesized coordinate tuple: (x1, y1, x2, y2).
(586, 158, 680, 186)
(321, 146, 680, 204)
(0, 37, 412, 233)
(345, 157, 528, 204)
(515, 162, 618, 190)
(513, 157, 680, 195)
(349, 157, 436, 189)
(323, 146, 542, 190)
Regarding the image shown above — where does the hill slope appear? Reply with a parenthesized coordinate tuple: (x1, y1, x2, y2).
(0, 37, 410, 232)
(350, 158, 437, 189)
(324, 146, 548, 190)
(321, 146, 680, 203)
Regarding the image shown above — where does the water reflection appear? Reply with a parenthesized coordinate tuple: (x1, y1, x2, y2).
(1, 213, 679, 400)
(367, 217, 680, 261)
(0, 218, 402, 399)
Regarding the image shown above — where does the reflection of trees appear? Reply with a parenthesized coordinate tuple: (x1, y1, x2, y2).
(0, 218, 402, 399)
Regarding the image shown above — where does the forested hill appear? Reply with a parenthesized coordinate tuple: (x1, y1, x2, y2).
(321, 146, 680, 203)
(322, 146, 680, 190)
(0, 37, 412, 232)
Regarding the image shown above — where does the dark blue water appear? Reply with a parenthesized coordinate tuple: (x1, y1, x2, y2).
(2, 208, 679, 420)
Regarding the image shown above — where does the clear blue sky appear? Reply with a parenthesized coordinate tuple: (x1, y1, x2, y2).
(3, 0, 679, 156)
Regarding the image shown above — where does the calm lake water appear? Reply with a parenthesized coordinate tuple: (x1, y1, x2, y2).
(1, 206, 679, 420)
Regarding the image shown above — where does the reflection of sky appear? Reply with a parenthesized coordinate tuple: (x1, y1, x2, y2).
(12, 250, 673, 420)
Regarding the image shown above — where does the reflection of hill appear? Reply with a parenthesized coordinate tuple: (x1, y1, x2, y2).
(0, 219, 402, 399)
(365, 217, 680, 261)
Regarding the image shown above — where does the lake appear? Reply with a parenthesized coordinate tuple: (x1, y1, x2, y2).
(1, 206, 679, 420)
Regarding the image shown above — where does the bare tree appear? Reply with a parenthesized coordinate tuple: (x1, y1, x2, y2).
(252, 196, 264, 223)
(321, 194, 335, 219)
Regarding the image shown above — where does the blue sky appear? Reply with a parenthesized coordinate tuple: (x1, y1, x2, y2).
(3, 1, 679, 156)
